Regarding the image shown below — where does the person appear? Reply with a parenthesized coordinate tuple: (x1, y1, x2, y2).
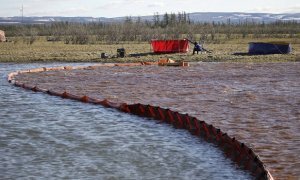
(193, 42, 202, 55)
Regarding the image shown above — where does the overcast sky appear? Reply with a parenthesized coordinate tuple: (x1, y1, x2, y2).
(1, 0, 299, 17)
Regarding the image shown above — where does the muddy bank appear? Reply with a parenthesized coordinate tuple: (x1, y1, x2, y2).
(15, 62, 300, 179)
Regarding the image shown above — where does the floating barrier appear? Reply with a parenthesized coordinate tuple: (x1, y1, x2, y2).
(7, 63, 273, 180)
(158, 58, 189, 67)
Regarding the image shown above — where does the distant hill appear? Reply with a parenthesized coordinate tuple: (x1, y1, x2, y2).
(1, 12, 300, 24)
(189, 12, 300, 23)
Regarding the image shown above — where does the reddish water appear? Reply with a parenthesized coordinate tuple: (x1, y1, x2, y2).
(16, 62, 300, 179)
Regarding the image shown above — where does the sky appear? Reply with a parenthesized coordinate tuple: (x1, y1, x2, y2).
(0, 0, 299, 17)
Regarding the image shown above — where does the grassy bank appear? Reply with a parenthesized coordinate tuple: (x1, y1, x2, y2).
(0, 36, 299, 63)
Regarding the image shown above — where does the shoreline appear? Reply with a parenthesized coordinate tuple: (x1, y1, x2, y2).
(1, 54, 299, 63)
(1, 37, 299, 63)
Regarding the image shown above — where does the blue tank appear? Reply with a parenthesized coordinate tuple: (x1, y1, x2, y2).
(248, 42, 291, 54)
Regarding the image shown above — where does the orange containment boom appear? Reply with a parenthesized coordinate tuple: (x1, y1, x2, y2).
(158, 59, 189, 67)
(7, 63, 273, 180)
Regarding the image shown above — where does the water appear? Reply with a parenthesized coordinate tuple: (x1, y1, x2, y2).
(0, 63, 251, 179)
(14, 62, 300, 179)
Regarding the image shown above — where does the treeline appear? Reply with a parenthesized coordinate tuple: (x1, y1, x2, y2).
(1, 12, 299, 44)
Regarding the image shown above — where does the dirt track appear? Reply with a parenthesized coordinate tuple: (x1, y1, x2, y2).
(15, 62, 300, 179)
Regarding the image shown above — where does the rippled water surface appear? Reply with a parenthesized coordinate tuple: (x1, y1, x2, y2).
(1, 63, 252, 179)
(14, 62, 300, 179)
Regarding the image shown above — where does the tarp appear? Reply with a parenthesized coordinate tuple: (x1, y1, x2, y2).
(248, 42, 291, 54)
(151, 39, 189, 53)
(0, 30, 6, 42)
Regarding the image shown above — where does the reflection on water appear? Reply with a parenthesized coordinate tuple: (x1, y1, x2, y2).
(1, 63, 251, 179)
(14, 62, 300, 179)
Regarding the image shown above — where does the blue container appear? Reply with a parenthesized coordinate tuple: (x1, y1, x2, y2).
(248, 42, 291, 54)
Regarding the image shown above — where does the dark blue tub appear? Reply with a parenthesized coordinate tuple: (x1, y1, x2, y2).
(248, 42, 291, 54)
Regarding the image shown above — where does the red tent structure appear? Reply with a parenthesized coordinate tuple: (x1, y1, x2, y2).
(151, 39, 189, 53)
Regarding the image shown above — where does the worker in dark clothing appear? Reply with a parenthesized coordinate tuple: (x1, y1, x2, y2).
(193, 42, 202, 55)
(187, 39, 209, 54)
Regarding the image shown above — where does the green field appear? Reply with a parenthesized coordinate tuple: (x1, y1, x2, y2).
(0, 36, 299, 63)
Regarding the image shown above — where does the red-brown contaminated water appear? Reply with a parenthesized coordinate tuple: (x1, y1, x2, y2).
(14, 62, 300, 179)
